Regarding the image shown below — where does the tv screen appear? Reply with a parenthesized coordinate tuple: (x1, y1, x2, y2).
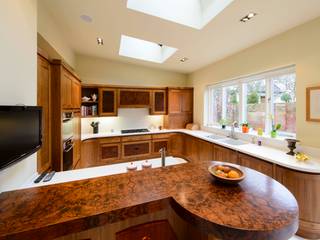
(0, 106, 42, 170)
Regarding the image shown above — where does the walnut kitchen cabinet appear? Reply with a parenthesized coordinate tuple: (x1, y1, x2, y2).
(150, 89, 167, 115)
(238, 153, 274, 177)
(122, 141, 151, 160)
(80, 139, 99, 168)
(72, 111, 81, 169)
(37, 53, 52, 173)
(71, 77, 81, 109)
(213, 145, 239, 164)
(99, 88, 117, 116)
(118, 89, 151, 108)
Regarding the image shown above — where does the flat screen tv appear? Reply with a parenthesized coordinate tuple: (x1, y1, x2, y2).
(0, 106, 42, 170)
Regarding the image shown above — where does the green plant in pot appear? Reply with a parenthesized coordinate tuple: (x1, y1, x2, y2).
(219, 119, 228, 129)
(270, 115, 281, 138)
(91, 121, 100, 134)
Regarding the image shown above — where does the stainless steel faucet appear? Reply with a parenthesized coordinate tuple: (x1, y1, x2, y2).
(229, 121, 238, 139)
(159, 148, 166, 167)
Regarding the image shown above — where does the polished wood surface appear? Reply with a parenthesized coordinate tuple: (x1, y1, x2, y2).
(99, 88, 117, 116)
(80, 139, 99, 168)
(73, 111, 81, 169)
(238, 153, 274, 178)
(213, 144, 239, 164)
(275, 165, 320, 239)
(0, 161, 298, 240)
(150, 89, 167, 115)
(37, 54, 52, 173)
(152, 139, 169, 155)
(118, 89, 151, 108)
(116, 220, 176, 240)
(71, 77, 81, 109)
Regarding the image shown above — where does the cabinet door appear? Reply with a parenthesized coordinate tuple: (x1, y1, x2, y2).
(150, 90, 167, 115)
(71, 78, 81, 109)
(37, 55, 51, 173)
(73, 111, 81, 169)
(122, 141, 151, 159)
(99, 88, 117, 116)
(238, 153, 274, 177)
(119, 89, 150, 108)
(152, 139, 169, 155)
(213, 145, 239, 164)
(185, 136, 199, 162)
(99, 143, 121, 164)
(181, 89, 193, 113)
(116, 220, 177, 240)
(168, 89, 181, 113)
(80, 140, 99, 168)
(61, 69, 72, 109)
(169, 133, 184, 157)
(198, 140, 213, 161)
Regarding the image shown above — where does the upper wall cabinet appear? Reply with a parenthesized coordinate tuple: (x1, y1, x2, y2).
(168, 88, 193, 114)
(99, 88, 118, 116)
(150, 89, 167, 115)
(118, 89, 151, 108)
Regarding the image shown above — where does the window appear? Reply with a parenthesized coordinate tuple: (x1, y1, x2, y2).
(205, 66, 296, 136)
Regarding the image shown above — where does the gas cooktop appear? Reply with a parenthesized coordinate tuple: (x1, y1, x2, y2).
(121, 128, 150, 134)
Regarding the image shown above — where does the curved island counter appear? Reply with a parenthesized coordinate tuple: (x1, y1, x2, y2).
(0, 161, 298, 240)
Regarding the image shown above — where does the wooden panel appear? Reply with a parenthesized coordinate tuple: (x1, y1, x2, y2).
(150, 90, 167, 115)
(164, 113, 193, 129)
(61, 69, 72, 109)
(122, 141, 151, 158)
(37, 54, 51, 173)
(99, 137, 121, 144)
(213, 145, 239, 164)
(168, 90, 181, 114)
(238, 153, 274, 177)
(198, 140, 213, 161)
(185, 135, 199, 162)
(181, 89, 193, 113)
(99, 88, 117, 116)
(118, 89, 151, 108)
(71, 78, 81, 109)
(73, 111, 81, 169)
(80, 139, 99, 168)
(169, 133, 184, 157)
(99, 143, 121, 163)
(152, 133, 173, 140)
(152, 140, 169, 154)
(122, 135, 151, 142)
(275, 165, 320, 239)
(116, 220, 177, 240)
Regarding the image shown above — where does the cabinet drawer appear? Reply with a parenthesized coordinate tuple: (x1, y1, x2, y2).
(122, 134, 151, 142)
(122, 141, 151, 158)
(152, 139, 169, 154)
(152, 133, 172, 140)
(99, 137, 121, 144)
(100, 143, 121, 162)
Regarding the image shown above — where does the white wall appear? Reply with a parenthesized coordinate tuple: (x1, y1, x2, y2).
(81, 108, 164, 134)
(0, 0, 37, 192)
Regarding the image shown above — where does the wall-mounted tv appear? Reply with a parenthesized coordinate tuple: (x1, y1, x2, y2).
(0, 106, 42, 170)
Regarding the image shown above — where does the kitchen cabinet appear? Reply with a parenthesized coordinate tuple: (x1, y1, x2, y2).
(80, 139, 99, 168)
(37, 54, 51, 173)
(73, 111, 81, 169)
(71, 77, 81, 109)
(275, 165, 320, 239)
(213, 145, 239, 164)
(169, 133, 185, 157)
(150, 89, 167, 115)
(198, 139, 214, 161)
(116, 220, 177, 240)
(122, 141, 151, 159)
(238, 153, 274, 177)
(99, 88, 117, 116)
(61, 69, 72, 109)
(118, 89, 151, 108)
(99, 143, 121, 163)
(152, 139, 169, 155)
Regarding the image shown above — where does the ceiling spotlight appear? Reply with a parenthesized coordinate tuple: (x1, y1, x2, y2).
(80, 14, 93, 23)
(97, 37, 104, 45)
(180, 57, 188, 62)
(240, 12, 257, 22)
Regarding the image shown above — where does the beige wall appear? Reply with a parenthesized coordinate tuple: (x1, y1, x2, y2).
(37, 0, 75, 67)
(188, 17, 320, 148)
(0, 0, 37, 192)
(76, 55, 188, 87)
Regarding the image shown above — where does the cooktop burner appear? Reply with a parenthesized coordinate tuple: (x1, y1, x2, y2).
(121, 128, 150, 134)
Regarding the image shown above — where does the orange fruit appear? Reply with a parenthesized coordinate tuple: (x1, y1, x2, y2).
(228, 170, 240, 179)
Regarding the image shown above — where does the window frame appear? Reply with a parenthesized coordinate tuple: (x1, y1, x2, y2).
(205, 65, 296, 136)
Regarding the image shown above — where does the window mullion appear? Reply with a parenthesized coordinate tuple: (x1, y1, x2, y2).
(222, 87, 227, 121)
(265, 78, 272, 134)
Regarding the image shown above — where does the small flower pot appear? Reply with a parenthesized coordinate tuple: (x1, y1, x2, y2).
(242, 126, 249, 133)
(221, 125, 226, 129)
(93, 126, 99, 134)
(271, 130, 277, 138)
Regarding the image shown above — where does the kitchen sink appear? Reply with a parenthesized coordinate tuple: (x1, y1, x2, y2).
(218, 138, 248, 146)
(206, 134, 226, 140)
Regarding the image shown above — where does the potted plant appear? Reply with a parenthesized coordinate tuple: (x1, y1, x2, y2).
(219, 119, 228, 129)
(90, 121, 100, 134)
(270, 115, 281, 138)
(241, 122, 249, 133)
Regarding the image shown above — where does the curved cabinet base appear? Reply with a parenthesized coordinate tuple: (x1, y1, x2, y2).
(298, 219, 320, 239)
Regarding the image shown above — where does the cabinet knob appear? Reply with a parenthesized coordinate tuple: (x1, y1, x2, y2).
(142, 236, 151, 240)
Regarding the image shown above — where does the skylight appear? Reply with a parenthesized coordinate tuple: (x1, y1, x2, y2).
(119, 35, 177, 63)
(127, 0, 234, 29)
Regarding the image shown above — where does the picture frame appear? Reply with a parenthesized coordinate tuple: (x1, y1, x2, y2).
(306, 86, 320, 122)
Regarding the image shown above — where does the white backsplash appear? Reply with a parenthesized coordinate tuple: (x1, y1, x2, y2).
(81, 108, 164, 134)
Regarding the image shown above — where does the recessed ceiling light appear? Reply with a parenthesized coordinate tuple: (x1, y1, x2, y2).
(80, 14, 93, 23)
(180, 57, 188, 63)
(240, 12, 257, 22)
(97, 37, 104, 45)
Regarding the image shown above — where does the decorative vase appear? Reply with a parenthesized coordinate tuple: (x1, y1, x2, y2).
(271, 130, 277, 138)
(285, 138, 300, 155)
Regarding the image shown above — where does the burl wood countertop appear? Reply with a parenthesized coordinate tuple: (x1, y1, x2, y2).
(0, 161, 298, 240)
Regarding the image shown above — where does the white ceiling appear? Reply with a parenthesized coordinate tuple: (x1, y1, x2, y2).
(41, 0, 320, 73)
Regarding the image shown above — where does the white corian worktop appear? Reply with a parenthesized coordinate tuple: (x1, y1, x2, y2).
(82, 129, 320, 174)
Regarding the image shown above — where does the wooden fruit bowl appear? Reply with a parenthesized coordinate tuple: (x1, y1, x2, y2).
(208, 164, 245, 184)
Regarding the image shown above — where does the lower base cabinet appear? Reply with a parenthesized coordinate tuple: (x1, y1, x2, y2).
(213, 145, 239, 164)
(238, 153, 274, 178)
(116, 220, 177, 240)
